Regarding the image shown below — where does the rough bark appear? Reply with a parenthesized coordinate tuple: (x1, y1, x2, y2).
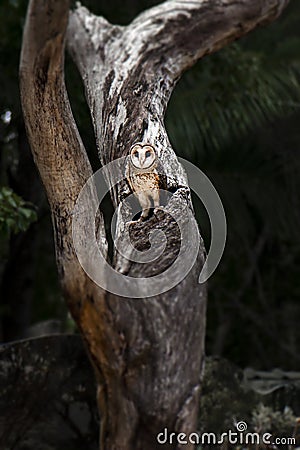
(19, 1, 289, 449)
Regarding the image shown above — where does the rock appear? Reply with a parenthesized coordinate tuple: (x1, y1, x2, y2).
(0, 335, 98, 450)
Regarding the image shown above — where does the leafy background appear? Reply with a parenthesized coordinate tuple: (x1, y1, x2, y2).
(0, 0, 300, 370)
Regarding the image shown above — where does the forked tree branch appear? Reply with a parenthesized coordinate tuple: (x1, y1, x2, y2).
(67, 0, 289, 275)
(20, 1, 289, 449)
(67, 0, 289, 185)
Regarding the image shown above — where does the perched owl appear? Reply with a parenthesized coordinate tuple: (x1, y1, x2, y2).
(125, 143, 166, 220)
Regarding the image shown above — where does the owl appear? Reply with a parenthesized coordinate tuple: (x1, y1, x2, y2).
(125, 143, 166, 220)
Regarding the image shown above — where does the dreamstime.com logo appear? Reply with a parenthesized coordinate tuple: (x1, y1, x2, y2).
(72, 156, 227, 298)
(156, 421, 296, 446)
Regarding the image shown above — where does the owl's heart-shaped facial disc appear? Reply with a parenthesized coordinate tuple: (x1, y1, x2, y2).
(130, 143, 156, 169)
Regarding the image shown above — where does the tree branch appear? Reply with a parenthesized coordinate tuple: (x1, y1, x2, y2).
(19, 0, 107, 316)
(128, 0, 290, 77)
(67, 0, 289, 175)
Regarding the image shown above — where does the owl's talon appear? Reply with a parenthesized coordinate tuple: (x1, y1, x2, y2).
(126, 219, 138, 226)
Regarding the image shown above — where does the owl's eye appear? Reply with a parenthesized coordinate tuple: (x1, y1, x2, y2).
(145, 150, 151, 158)
(133, 151, 139, 158)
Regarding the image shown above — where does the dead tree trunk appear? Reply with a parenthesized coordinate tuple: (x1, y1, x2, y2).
(19, 1, 289, 449)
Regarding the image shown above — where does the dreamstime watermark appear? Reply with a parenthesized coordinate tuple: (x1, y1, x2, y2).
(72, 156, 227, 298)
(156, 421, 296, 446)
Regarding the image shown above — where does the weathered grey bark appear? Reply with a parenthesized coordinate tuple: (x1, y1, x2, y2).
(19, 1, 289, 449)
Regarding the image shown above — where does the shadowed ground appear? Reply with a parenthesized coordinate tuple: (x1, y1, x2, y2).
(0, 335, 299, 449)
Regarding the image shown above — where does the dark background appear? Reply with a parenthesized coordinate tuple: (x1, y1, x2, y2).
(1, 0, 300, 371)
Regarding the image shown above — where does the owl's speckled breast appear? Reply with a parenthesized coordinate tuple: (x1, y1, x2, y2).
(130, 172, 160, 192)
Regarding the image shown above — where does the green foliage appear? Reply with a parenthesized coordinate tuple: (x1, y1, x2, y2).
(252, 403, 297, 436)
(0, 186, 37, 236)
(167, 43, 300, 156)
